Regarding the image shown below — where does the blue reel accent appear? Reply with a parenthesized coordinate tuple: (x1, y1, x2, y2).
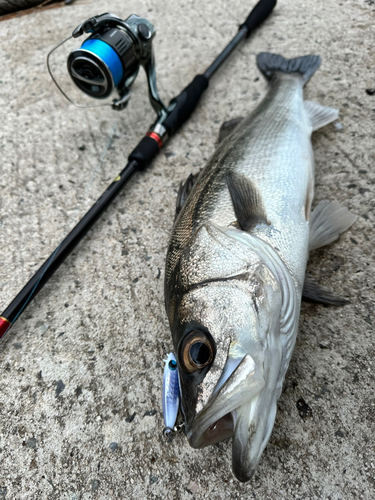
(81, 39, 123, 87)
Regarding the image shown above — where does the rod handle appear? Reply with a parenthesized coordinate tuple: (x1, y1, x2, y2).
(163, 75, 209, 136)
(239, 0, 277, 37)
(128, 136, 161, 168)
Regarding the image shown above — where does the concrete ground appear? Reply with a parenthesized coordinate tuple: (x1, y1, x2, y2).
(0, 0, 374, 498)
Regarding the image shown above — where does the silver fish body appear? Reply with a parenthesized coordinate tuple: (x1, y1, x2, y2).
(164, 53, 355, 481)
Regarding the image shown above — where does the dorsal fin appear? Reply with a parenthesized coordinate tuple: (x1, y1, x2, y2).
(175, 172, 200, 219)
(227, 173, 270, 232)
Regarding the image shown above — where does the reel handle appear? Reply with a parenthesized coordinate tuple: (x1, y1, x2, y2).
(72, 13, 123, 38)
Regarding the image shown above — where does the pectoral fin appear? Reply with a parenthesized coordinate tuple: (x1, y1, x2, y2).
(302, 275, 349, 306)
(309, 200, 357, 251)
(227, 173, 270, 232)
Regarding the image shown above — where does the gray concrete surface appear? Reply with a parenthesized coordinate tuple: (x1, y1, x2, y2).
(0, 0, 374, 498)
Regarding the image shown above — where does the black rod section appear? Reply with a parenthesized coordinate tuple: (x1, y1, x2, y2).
(0, 0, 277, 338)
(204, 0, 276, 79)
(163, 0, 277, 136)
(204, 30, 247, 80)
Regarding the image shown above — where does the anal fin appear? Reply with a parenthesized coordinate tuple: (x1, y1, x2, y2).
(227, 173, 270, 232)
(303, 275, 349, 306)
(309, 200, 357, 251)
(304, 100, 339, 131)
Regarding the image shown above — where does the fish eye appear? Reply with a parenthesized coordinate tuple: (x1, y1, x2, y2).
(180, 330, 214, 373)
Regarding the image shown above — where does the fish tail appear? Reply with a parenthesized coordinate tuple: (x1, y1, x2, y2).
(256, 53, 321, 85)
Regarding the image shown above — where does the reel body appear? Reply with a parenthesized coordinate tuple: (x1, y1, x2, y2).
(48, 13, 167, 115)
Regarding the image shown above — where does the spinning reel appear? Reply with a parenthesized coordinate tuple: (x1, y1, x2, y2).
(47, 13, 167, 116)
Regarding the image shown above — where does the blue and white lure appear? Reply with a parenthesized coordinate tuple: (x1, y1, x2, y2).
(162, 353, 181, 436)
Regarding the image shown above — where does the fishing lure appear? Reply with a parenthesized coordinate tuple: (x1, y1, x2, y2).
(162, 353, 181, 436)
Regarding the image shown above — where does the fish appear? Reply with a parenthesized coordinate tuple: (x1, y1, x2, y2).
(164, 52, 356, 482)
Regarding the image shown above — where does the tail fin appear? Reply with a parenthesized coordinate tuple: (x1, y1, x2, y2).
(257, 53, 321, 85)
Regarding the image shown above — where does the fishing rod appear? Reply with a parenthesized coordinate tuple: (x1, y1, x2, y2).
(0, 0, 277, 338)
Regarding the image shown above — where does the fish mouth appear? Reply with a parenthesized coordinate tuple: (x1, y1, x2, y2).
(185, 354, 266, 481)
(201, 411, 236, 446)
